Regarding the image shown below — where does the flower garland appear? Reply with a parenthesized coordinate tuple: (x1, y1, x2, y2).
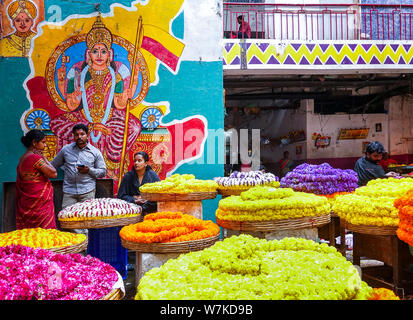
(0, 245, 119, 300)
(58, 198, 142, 221)
(139, 174, 218, 193)
(119, 211, 220, 243)
(216, 186, 331, 222)
(214, 171, 280, 192)
(333, 178, 413, 226)
(394, 190, 413, 246)
(280, 163, 358, 195)
(368, 288, 400, 300)
(0, 228, 86, 249)
(136, 234, 373, 300)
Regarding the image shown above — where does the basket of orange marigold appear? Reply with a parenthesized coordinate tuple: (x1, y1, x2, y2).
(394, 190, 413, 250)
(119, 212, 220, 253)
(368, 288, 400, 300)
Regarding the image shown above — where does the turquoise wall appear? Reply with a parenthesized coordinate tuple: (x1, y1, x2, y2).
(0, 1, 223, 228)
(147, 61, 224, 221)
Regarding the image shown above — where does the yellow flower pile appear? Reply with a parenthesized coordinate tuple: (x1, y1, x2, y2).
(0, 228, 87, 249)
(139, 174, 218, 194)
(332, 178, 413, 226)
(216, 186, 331, 221)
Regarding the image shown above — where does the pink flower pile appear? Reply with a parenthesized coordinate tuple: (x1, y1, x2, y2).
(0, 245, 119, 300)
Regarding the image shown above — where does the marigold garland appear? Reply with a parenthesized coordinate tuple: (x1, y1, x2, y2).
(139, 174, 218, 194)
(394, 189, 413, 246)
(332, 178, 413, 227)
(0, 228, 86, 249)
(216, 186, 331, 222)
(119, 212, 220, 244)
(368, 288, 400, 300)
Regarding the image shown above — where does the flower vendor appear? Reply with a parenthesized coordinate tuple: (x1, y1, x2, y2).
(354, 141, 398, 186)
(117, 151, 160, 215)
(16, 129, 57, 229)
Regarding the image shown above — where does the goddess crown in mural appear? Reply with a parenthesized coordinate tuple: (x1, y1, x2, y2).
(46, 15, 150, 178)
(0, 0, 39, 57)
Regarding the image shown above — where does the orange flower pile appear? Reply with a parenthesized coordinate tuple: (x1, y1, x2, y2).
(317, 191, 353, 199)
(368, 288, 400, 300)
(119, 211, 220, 244)
(394, 190, 413, 246)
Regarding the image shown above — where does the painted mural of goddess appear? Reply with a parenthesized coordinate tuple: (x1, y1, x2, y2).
(49, 15, 149, 178)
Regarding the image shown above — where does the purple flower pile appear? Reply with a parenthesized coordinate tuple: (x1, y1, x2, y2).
(280, 163, 358, 195)
(0, 245, 119, 300)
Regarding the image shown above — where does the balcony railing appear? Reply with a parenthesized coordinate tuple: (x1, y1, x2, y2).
(223, 2, 413, 41)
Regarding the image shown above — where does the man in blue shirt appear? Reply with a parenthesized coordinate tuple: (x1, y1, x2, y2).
(354, 141, 398, 186)
(51, 123, 107, 209)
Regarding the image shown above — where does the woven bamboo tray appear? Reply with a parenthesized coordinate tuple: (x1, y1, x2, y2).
(342, 220, 398, 236)
(47, 238, 88, 254)
(121, 234, 220, 253)
(216, 214, 331, 232)
(59, 215, 141, 229)
(140, 191, 217, 202)
(100, 272, 125, 300)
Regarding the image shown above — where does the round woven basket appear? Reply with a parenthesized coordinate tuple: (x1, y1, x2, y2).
(140, 192, 217, 202)
(216, 214, 331, 232)
(342, 220, 397, 236)
(47, 238, 88, 254)
(100, 272, 125, 300)
(121, 234, 220, 253)
(59, 215, 141, 229)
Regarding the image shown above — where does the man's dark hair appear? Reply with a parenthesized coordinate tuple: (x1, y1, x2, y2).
(237, 15, 243, 20)
(72, 123, 88, 135)
(366, 141, 385, 155)
(21, 129, 45, 148)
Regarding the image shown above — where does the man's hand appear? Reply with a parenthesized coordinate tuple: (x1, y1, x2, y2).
(386, 171, 399, 177)
(77, 165, 90, 174)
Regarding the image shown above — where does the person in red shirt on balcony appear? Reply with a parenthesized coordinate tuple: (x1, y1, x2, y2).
(232, 15, 251, 39)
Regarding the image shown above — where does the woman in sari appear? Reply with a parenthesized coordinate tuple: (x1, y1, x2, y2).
(117, 151, 160, 216)
(16, 129, 57, 229)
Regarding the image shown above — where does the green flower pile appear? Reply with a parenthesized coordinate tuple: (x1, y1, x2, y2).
(136, 235, 372, 300)
(216, 186, 331, 221)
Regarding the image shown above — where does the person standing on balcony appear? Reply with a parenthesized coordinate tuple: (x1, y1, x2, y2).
(236, 15, 251, 39)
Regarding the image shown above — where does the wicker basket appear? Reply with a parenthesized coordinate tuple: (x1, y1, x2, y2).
(100, 272, 125, 300)
(59, 215, 141, 229)
(140, 192, 217, 202)
(216, 214, 331, 232)
(342, 220, 398, 236)
(47, 238, 88, 254)
(121, 234, 220, 253)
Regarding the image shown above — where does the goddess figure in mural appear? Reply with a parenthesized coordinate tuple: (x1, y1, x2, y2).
(48, 16, 149, 178)
(0, 0, 38, 57)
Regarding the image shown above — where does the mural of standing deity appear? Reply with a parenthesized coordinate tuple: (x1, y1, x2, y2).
(0, 0, 44, 57)
(23, 2, 209, 191)
(46, 15, 150, 178)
